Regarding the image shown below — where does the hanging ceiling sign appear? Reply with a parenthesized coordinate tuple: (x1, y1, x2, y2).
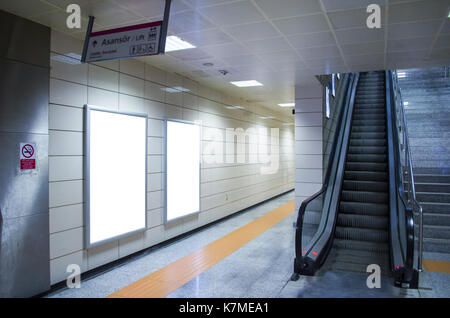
(81, 0, 172, 63)
(82, 21, 162, 63)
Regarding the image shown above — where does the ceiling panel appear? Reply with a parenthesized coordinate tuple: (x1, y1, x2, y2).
(223, 21, 279, 41)
(254, 0, 322, 19)
(0, 0, 449, 115)
(328, 6, 386, 30)
(287, 31, 336, 49)
(322, 0, 386, 12)
(273, 13, 330, 35)
(197, 0, 264, 26)
(389, 0, 449, 24)
(387, 19, 443, 40)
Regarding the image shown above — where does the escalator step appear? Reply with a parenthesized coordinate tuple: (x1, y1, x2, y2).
(350, 132, 386, 140)
(345, 162, 387, 172)
(341, 190, 388, 204)
(348, 145, 386, 154)
(353, 108, 385, 114)
(339, 201, 388, 216)
(342, 180, 388, 192)
(335, 226, 388, 242)
(333, 239, 389, 254)
(337, 213, 389, 229)
(349, 139, 386, 147)
(353, 113, 386, 120)
(352, 125, 385, 133)
(347, 154, 387, 163)
(344, 170, 388, 182)
(352, 119, 385, 126)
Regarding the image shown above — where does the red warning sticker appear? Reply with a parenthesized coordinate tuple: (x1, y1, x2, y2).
(20, 143, 36, 170)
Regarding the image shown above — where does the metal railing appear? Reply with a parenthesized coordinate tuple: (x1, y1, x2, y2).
(392, 70, 424, 272)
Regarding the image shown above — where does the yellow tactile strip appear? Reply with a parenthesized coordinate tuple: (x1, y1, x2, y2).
(108, 200, 295, 298)
(423, 259, 450, 274)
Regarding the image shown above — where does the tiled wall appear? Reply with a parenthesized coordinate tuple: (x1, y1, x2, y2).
(49, 31, 295, 284)
(294, 84, 323, 216)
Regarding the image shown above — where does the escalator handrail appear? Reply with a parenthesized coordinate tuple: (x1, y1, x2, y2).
(294, 74, 356, 270)
(386, 70, 420, 284)
(391, 70, 423, 272)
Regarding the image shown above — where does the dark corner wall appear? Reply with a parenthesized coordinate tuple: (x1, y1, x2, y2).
(0, 10, 51, 297)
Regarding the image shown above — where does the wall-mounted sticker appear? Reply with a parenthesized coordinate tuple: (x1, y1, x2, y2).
(20, 143, 36, 170)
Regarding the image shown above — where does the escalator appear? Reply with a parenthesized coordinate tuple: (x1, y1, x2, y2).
(326, 72, 390, 274)
(293, 71, 420, 288)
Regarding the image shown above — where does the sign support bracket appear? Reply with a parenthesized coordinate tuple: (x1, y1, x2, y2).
(81, 16, 95, 63)
(158, 0, 172, 54)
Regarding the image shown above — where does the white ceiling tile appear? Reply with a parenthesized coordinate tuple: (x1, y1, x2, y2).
(441, 20, 450, 34)
(244, 37, 292, 53)
(180, 28, 233, 46)
(341, 41, 385, 56)
(0, 0, 58, 18)
(168, 10, 213, 34)
(430, 48, 450, 60)
(198, 0, 264, 26)
(201, 42, 250, 58)
(222, 54, 264, 66)
(346, 53, 384, 66)
(387, 20, 442, 40)
(224, 21, 279, 41)
(389, 0, 449, 24)
(328, 6, 386, 30)
(434, 34, 450, 49)
(304, 56, 345, 68)
(273, 13, 330, 35)
(167, 48, 213, 61)
(287, 31, 336, 49)
(386, 50, 429, 64)
(257, 49, 300, 63)
(110, 0, 164, 17)
(254, 0, 322, 19)
(298, 45, 341, 59)
(32, 9, 90, 34)
(322, 0, 386, 12)
(387, 37, 434, 52)
(335, 27, 384, 44)
(183, 0, 238, 8)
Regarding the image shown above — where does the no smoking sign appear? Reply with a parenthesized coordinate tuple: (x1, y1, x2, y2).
(20, 142, 36, 170)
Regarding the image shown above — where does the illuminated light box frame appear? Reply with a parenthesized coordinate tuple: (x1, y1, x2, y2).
(165, 119, 201, 223)
(85, 105, 148, 248)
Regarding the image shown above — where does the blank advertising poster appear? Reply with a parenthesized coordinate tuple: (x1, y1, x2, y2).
(165, 120, 201, 222)
(85, 106, 147, 247)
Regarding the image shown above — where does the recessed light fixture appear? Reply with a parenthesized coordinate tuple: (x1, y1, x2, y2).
(259, 116, 274, 119)
(397, 72, 406, 78)
(51, 53, 81, 64)
(165, 35, 196, 52)
(278, 103, 295, 107)
(161, 86, 190, 93)
(230, 80, 263, 87)
(226, 105, 245, 110)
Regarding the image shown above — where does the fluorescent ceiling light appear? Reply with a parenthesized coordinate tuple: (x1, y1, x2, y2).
(278, 103, 295, 107)
(226, 105, 245, 110)
(448, 10, 450, 18)
(259, 116, 274, 119)
(397, 72, 406, 78)
(165, 35, 196, 52)
(230, 80, 263, 87)
(51, 53, 81, 64)
(282, 122, 294, 126)
(161, 86, 190, 93)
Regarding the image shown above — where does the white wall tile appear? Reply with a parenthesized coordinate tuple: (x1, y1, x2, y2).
(118, 232, 144, 258)
(119, 73, 144, 97)
(50, 203, 83, 234)
(50, 79, 87, 107)
(88, 64, 119, 91)
(120, 59, 145, 79)
(49, 104, 83, 131)
(49, 180, 83, 208)
(50, 227, 83, 259)
(50, 250, 87, 285)
(87, 240, 119, 270)
(51, 53, 88, 85)
(87, 87, 119, 110)
(145, 81, 165, 102)
(49, 130, 83, 156)
(49, 156, 83, 182)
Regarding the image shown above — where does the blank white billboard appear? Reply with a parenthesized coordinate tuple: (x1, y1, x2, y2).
(85, 106, 147, 247)
(165, 120, 201, 222)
